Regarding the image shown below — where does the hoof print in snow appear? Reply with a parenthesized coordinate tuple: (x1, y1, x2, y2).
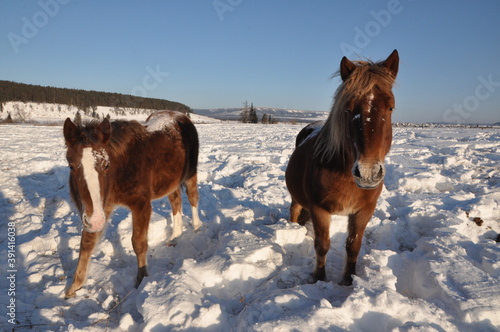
(166, 239, 178, 247)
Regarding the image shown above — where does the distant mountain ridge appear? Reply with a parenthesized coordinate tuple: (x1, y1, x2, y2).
(194, 107, 328, 123)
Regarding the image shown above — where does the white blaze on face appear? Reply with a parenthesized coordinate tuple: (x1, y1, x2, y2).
(81, 147, 106, 232)
(367, 93, 374, 111)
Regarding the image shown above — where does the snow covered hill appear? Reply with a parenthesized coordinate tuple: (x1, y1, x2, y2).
(0, 123, 499, 331)
(0, 101, 221, 124)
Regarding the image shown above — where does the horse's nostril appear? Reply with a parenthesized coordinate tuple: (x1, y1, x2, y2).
(354, 165, 361, 178)
(377, 166, 384, 179)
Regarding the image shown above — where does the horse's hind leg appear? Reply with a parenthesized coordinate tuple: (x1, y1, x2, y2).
(290, 199, 311, 225)
(289, 199, 302, 223)
(185, 174, 201, 231)
(167, 187, 183, 244)
(65, 230, 103, 298)
(340, 208, 374, 286)
(131, 202, 152, 288)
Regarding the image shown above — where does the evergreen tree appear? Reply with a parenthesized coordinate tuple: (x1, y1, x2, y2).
(5, 112, 13, 123)
(249, 103, 258, 123)
(261, 113, 269, 124)
(240, 101, 250, 123)
(74, 111, 82, 125)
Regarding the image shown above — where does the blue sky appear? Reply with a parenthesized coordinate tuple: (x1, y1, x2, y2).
(1, 0, 499, 123)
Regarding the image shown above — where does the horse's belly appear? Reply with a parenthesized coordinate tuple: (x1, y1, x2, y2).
(151, 180, 179, 199)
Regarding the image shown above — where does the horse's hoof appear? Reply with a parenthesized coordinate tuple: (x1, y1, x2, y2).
(65, 291, 76, 299)
(64, 284, 81, 299)
(64, 293, 75, 299)
(135, 266, 149, 288)
(338, 276, 353, 286)
(312, 268, 326, 282)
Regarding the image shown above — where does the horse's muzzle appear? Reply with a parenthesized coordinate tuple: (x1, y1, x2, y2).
(352, 161, 385, 189)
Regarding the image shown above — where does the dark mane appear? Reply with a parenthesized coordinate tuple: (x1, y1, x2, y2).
(108, 120, 147, 157)
(67, 120, 102, 145)
(71, 119, 146, 157)
(315, 59, 397, 163)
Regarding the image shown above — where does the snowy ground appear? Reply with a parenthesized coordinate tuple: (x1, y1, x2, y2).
(0, 122, 499, 331)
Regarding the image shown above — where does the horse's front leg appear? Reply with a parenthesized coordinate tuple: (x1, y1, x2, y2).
(310, 206, 331, 282)
(65, 229, 103, 298)
(131, 201, 152, 288)
(341, 207, 375, 285)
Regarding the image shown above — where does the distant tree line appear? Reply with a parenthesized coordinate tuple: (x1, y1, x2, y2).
(0, 80, 191, 114)
(240, 102, 278, 124)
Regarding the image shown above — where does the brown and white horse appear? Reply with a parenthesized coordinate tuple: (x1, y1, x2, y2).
(63, 110, 200, 298)
(285, 50, 399, 285)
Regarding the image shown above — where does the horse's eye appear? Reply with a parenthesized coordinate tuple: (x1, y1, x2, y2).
(104, 164, 110, 170)
(69, 165, 75, 171)
(389, 107, 396, 112)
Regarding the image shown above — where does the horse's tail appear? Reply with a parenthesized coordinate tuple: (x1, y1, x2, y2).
(178, 114, 199, 181)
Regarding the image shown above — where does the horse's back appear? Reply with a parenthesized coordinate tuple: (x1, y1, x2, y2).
(145, 110, 199, 179)
(295, 121, 324, 147)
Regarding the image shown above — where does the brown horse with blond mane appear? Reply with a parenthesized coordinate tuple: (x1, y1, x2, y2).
(63, 110, 200, 298)
(285, 50, 399, 285)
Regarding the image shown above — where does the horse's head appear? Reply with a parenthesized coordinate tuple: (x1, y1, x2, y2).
(327, 50, 399, 189)
(63, 118, 111, 233)
(343, 50, 398, 188)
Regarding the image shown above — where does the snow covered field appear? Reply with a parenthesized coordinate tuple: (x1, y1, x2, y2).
(0, 122, 499, 331)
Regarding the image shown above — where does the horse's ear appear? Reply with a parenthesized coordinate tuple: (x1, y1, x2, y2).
(63, 118, 78, 145)
(97, 118, 111, 144)
(340, 56, 357, 81)
(382, 49, 399, 79)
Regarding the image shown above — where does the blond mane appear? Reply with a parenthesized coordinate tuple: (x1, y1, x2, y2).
(314, 60, 397, 163)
